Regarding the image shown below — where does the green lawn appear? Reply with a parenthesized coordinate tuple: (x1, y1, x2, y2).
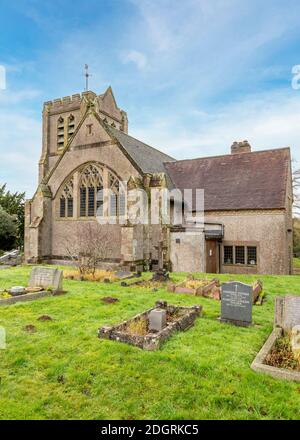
(0, 266, 300, 420)
(294, 258, 300, 269)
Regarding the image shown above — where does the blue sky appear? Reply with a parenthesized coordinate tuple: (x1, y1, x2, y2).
(1, 0, 300, 197)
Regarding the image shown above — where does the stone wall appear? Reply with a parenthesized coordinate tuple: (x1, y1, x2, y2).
(170, 228, 205, 273)
(205, 209, 290, 275)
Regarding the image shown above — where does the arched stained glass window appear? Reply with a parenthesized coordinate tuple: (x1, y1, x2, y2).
(58, 163, 125, 220)
(108, 172, 126, 217)
(79, 164, 103, 217)
(59, 177, 74, 218)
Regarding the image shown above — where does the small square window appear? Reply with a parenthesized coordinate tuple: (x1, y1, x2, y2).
(176, 238, 181, 244)
(235, 246, 245, 265)
(224, 246, 233, 264)
(247, 246, 257, 265)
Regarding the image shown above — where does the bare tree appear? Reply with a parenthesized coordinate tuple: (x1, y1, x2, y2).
(62, 223, 114, 276)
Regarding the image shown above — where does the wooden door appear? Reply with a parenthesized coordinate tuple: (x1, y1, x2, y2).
(206, 240, 217, 273)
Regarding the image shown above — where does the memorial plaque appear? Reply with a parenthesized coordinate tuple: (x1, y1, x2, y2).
(221, 282, 252, 326)
(29, 267, 63, 293)
(274, 295, 300, 332)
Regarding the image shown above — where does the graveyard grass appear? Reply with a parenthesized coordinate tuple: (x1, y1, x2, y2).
(0, 266, 300, 420)
(293, 257, 300, 268)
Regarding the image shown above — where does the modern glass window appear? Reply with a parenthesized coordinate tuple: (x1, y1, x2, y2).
(224, 246, 233, 264)
(224, 245, 257, 266)
(235, 246, 245, 265)
(247, 246, 257, 265)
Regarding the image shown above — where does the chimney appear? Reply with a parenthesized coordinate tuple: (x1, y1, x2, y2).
(231, 140, 251, 154)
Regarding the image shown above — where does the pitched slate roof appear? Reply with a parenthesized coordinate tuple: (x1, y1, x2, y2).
(164, 148, 291, 211)
(106, 125, 175, 174)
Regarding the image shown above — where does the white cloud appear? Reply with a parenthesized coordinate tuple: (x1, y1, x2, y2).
(130, 88, 300, 164)
(121, 50, 148, 70)
(0, 88, 41, 104)
(0, 100, 41, 197)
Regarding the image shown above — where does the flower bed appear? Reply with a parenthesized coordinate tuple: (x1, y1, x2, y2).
(251, 328, 300, 382)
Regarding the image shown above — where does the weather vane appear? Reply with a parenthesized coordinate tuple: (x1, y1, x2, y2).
(84, 64, 92, 91)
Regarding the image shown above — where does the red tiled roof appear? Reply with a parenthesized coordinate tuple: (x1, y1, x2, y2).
(164, 148, 291, 211)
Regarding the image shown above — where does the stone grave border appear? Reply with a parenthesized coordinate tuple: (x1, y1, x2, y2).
(98, 303, 202, 351)
(167, 278, 220, 297)
(0, 290, 63, 307)
(251, 327, 300, 382)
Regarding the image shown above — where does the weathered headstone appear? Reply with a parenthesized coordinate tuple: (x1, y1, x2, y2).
(29, 267, 63, 294)
(291, 325, 300, 362)
(0, 250, 19, 263)
(274, 295, 300, 332)
(221, 281, 253, 326)
(149, 309, 167, 332)
(115, 270, 132, 280)
(151, 240, 169, 282)
(9, 286, 26, 296)
(0, 327, 6, 349)
(0, 250, 21, 266)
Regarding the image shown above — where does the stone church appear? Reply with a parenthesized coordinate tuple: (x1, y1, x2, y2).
(25, 88, 293, 275)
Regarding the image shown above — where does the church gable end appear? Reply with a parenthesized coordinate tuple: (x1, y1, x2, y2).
(69, 112, 112, 150)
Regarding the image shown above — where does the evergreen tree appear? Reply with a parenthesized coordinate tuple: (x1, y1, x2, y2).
(0, 184, 25, 249)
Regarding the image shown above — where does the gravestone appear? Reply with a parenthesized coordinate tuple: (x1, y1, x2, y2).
(221, 281, 253, 327)
(29, 267, 63, 294)
(291, 325, 300, 361)
(274, 295, 300, 332)
(151, 240, 169, 282)
(9, 286, 26, 296)
(115, 270, 132, 280)
(149, 309, 167, 332)
(0, 250, 21, 266)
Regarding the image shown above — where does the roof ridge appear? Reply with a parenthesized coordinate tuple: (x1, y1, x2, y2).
(164, 147, 290, 164)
